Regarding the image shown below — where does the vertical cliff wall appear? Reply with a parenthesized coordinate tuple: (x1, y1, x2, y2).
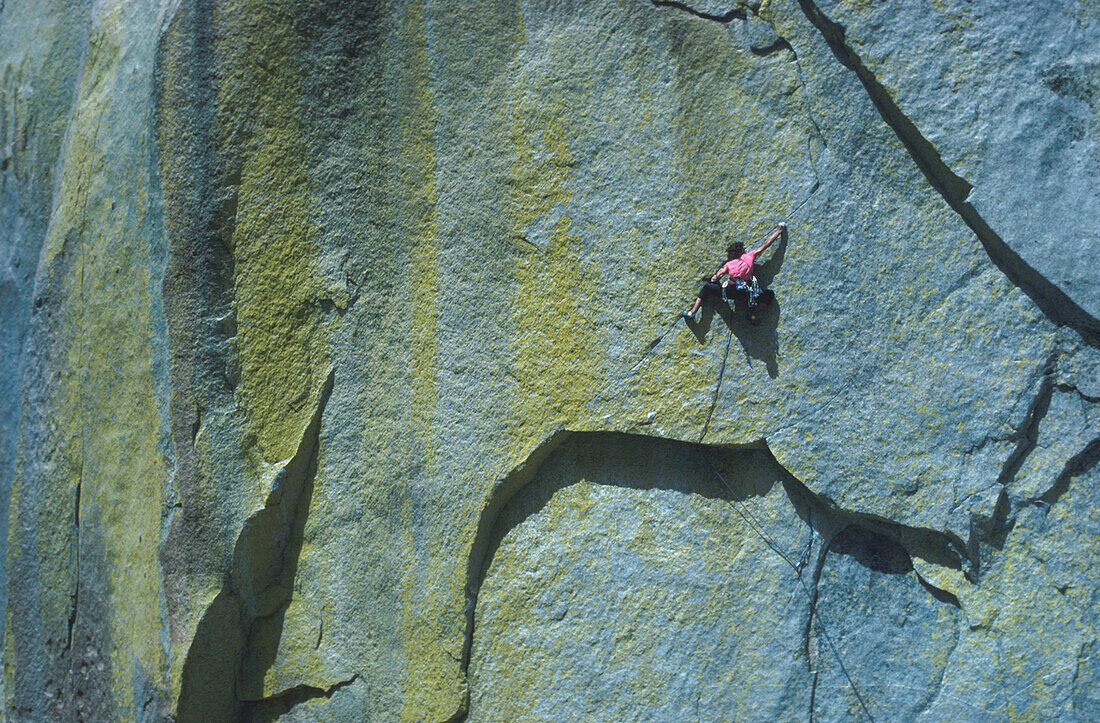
(2, 0, 1098, 720)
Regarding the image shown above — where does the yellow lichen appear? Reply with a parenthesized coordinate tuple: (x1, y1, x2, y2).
(229, 0, 329, 465)
(401, 0, 442, 443)
(9, 6, 172, 714)
(396, 2, 466, 720)
(506, 86, 601, 451)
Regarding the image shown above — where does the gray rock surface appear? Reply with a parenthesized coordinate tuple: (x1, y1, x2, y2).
(0, 0, 1097, 720)
(470, 435, 814, 720)
(0, 0, 92, 685)
(808, 0, 1100, 324)
(469, 433, 965, 720)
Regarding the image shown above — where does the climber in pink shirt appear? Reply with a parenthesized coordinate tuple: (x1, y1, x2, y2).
(682, 222, 786, 324)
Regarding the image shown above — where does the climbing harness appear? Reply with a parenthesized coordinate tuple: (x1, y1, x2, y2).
(720, 276, 767, 320)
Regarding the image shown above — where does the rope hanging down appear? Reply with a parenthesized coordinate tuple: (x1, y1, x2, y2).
(688, 207, 875, 719)
(698, 450, 876, 722)
(585, 191, 818, 413)
(579, 192, 875, 720)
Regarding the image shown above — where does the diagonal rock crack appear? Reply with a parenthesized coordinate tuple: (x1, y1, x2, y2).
(1034, 437, 1100, 509)
(175, 367, 335, 720)
(996, 365, 1056, 490)
(240, 674, 360, 720)
(794, 0, 1100, 347)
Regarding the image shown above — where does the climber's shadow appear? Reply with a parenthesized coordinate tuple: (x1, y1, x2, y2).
(686, 228, 787, 378)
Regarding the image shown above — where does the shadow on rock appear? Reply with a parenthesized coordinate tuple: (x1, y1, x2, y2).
(176, 370, 333, 721)
(685, 228, 789, 378)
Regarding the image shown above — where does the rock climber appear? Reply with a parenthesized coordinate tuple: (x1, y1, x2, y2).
(682, 221, 786, 325)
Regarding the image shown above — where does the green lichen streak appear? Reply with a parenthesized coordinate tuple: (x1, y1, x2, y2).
(229, 1, 330, 464)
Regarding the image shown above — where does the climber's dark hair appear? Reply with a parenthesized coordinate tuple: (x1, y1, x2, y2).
(726, 242, 745, 260)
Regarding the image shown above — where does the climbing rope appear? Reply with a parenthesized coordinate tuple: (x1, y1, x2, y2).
(698, 326, 734, 443)
(697, 450, 876, 722)
(569, 197, 875, 717)
(685, 205, 876, 719)
(583, 187, 876, 718)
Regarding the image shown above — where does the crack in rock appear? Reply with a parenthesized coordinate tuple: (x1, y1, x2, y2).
(240, 674, 361, 720)
(175, 367, 335, 721)
(996, 366, 1056, 489)
(794, 0, 1100, 347)
(653, 0, 830, 167)
(750, 36, 793, 56)
(1034, 437, 1100, 509)
(459, 432, 967, 718)
(650, 0, 747, 23)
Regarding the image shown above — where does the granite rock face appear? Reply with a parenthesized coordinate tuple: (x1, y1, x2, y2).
(1, 0, 1097, 720)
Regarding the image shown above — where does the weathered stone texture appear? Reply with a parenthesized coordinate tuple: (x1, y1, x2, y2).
(1, 0, 1097, 720)
(808, 0, 1100, 322)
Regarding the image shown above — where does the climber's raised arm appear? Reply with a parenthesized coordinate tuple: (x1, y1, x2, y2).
(682, 224, 784, 322)
(756, 222, 786, 255)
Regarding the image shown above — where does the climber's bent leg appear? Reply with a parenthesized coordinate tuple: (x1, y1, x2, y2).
(685, 282, 724, 317)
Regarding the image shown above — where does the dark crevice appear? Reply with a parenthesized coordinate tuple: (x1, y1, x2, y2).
(751, 37, 793, 57)
(190, 403, 202, 444)
(915, 571, 962, 609)
(791, 52, 827, 149)
(459, 432, 967, 717)
(64, 588, 78, 654)
(651, 0, 747, 23)
(241, 674, 359, 722)
(1035, 437, 1100, 508)
(443, 706, 469, 723)
(1056, 382, 1100, 405)
(829, 525, 914, 575)
(803, 540, 829, 671)
(996, 361, 1056, 488)
(746, 8, 830, 166)
(780, 469, 968, 576)
(511, 233, 543, 253)
(963, 434, 1100, 584)
(651, 0, 828, 202)
(962, 486, 1012, 584)
(457, 430, 572, 687)
(807, 666, 819, 722)
(958, 365, 1060, 576)
(803, 541, 828, 722)
(68, 455, 83, 657)
(175, 367, 335, 721)
(74, 461, 82, 528)
(795, 0, 1100, 347)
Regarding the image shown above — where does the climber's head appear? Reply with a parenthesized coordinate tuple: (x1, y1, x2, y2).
(726, 242, 745, 260)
